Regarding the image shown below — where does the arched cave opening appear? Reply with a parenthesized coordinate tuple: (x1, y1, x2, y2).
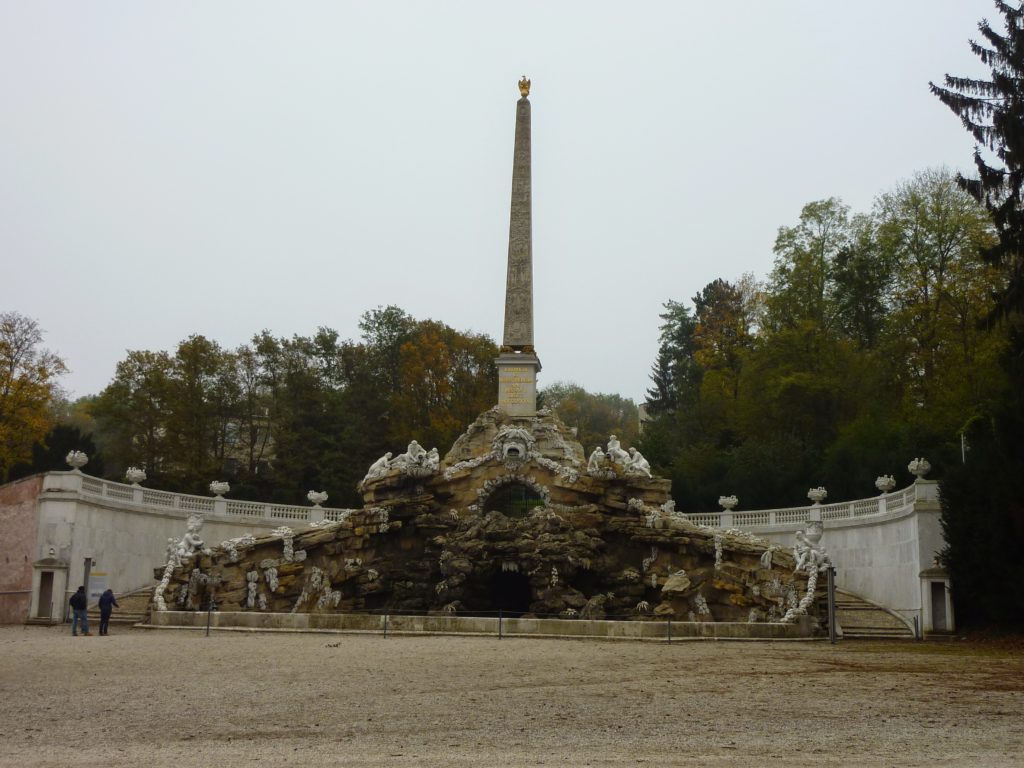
(483, 482, 545, 519)
(487, 570, 533, 617)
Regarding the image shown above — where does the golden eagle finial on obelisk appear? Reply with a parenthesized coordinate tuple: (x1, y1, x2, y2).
(518, 75, 531, 98)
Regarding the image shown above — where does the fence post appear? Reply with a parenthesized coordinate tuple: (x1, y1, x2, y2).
(383, 613, 389, 639)
(498, 608, 503, 640)
(667, 617, 672, 644)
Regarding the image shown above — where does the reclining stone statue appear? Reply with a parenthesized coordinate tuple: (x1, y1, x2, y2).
(363, 441, 441, 484)
(363, 452, 393, 484)
(391, 440, 427, 469)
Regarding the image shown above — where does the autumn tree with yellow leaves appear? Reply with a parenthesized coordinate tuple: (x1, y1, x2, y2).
(0, 312, 66, 481)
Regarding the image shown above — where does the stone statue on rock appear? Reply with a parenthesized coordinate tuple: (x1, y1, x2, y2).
(625, 447, 652, 478)
(364, 441, 443, 484)
(425, 447, 440, 471)
(793, 521, 831, 573)
(783, 521, 831, 624)
(177, 513, 205, 561)
(606, 435, 630, 464)
(363, 452, 393, 484)
(601, 437, 651, 478)
(154, 513, 207, 612)
(392, 440, 427, 469)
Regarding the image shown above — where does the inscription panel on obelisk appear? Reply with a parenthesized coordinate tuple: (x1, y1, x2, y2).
(497, 361, 538, 414)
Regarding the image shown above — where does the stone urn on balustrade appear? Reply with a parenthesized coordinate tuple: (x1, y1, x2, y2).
(807, 487, 828, 505)
(875, 475, 896, 495)
(209, 481, 230, 498)
(125, 467, 147, 486)
(908, 458, 931, 479)
(65, 450, 88, 471)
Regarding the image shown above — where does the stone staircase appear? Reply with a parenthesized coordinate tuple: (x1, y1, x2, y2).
(833, 590, 915, 639)
(86, 585, 154, 628)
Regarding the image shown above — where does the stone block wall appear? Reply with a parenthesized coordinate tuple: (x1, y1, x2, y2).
(0, 475, 41, 623)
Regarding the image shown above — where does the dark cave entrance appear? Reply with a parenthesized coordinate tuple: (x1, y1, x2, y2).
(483, 482, 545, 519)
(487, 570, 533, 617)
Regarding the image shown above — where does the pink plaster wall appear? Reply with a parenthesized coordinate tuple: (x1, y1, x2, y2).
(0, 475, 41, 623)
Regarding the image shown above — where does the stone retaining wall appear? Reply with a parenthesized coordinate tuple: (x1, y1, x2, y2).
(148, 610, 817, 640)
(0, 475, 41, 623)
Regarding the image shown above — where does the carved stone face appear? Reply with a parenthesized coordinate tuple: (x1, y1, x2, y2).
(501, 439, 528, 468)
(492, 427, 536, 470)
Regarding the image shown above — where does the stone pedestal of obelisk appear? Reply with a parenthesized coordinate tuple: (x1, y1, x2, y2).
(497, 77, 541, 416)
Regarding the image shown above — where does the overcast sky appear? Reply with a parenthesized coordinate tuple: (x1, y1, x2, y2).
(0, 1, 994, 403)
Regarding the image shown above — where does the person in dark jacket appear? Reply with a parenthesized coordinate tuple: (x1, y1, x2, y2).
(69, 586, 90, 636)
(98, 589, 119, 636)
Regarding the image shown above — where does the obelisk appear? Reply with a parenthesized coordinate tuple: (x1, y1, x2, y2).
(496, 76, 542, 416)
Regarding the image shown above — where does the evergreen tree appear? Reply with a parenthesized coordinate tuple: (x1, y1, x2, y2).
(930, 2, 1024, 627)
(931, 1, 1024, 323)
(643, 301, 699, 416)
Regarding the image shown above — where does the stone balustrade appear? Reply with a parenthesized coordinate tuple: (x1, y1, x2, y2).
(679, 482, 932, 532)
(48, 470, 937, 534)
(48, 471, 345, 527)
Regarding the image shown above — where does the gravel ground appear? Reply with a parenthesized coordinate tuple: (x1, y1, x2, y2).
(0, 625, 1021, 767)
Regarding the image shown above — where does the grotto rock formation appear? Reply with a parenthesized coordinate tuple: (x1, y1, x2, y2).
(155, 408, 817, 627)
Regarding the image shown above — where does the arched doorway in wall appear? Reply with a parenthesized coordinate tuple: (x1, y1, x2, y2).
(487, 569, 533, 617)
(482, 481, 545, 519)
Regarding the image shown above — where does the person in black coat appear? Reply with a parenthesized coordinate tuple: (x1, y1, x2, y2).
(69, 586, 90, 636)
(98, 589, 119, 636)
